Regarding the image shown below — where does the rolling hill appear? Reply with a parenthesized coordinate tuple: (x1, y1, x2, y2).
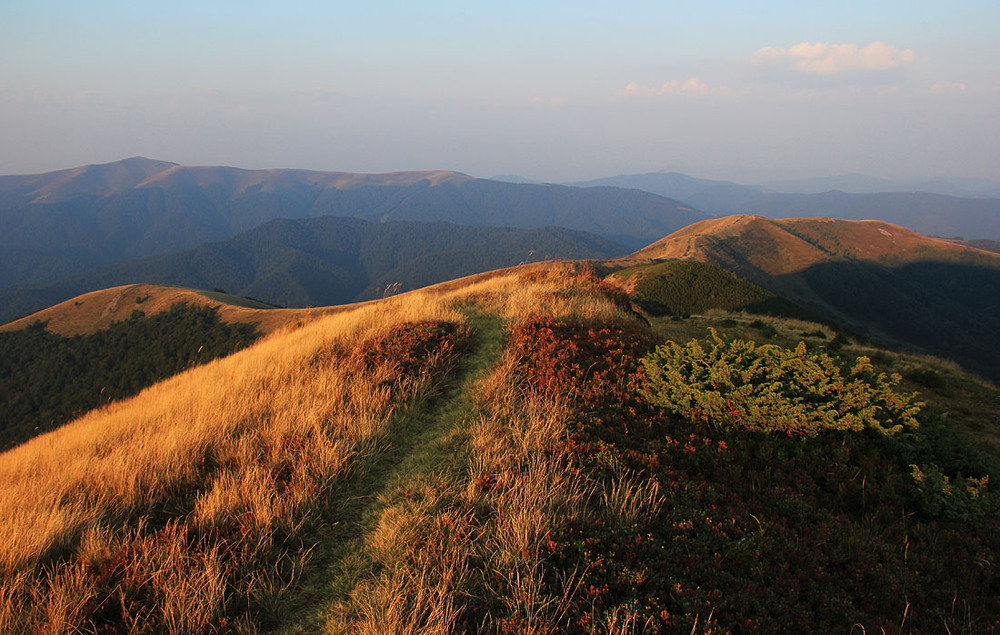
(0, 284, 356, 449)
(0, 217, 627, 325)
(0, 158, 706, 290)
(632, 215, 1000, 381)
(2, 261, 999, 632)
(0, 283, 340, 337)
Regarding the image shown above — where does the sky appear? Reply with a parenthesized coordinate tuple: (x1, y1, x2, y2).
(1, 1, 998, 182)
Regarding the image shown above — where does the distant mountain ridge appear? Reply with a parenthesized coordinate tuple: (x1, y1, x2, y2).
(568, 171, 762, 202)
(569, 171, 1000, 241)
(762, 173, 1000, 198)
(0, 158, 706, 291)
(0, 157, 471, 201)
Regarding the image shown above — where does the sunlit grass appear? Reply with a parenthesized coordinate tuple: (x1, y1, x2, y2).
(0, 261, 633, 631)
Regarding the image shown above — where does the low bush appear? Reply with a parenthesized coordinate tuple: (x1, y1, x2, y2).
(641, 329, 923, 437)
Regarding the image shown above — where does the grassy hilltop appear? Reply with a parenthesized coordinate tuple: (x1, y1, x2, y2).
(1, 262, 1000, 632)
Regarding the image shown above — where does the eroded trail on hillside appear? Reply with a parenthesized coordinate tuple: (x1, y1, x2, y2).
(279, 311, 506, 632)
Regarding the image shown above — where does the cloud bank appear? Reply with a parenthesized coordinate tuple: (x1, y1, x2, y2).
(751, 42, 916, 75)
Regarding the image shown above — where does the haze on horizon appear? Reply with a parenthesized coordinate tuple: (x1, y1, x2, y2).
(2, 1, 998, 184)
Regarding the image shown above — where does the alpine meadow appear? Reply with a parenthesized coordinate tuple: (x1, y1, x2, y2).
(2, 257, 1000, 632)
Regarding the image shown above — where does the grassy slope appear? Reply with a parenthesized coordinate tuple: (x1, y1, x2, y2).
(0, 263, 630, 631)
(2, 262, 999, 632)
(0, 303, 263, 449)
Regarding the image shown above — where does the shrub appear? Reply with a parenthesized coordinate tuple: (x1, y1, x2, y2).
(910, 464, 996, 522)
(748, 319, 778, 339)
(640, 329, 923, 437)
(826, 331, 851, 354)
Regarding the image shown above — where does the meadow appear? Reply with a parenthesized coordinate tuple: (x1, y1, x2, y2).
(1, 262, 998, 632)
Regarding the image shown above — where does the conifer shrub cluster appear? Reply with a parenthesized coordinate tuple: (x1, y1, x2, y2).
(640, 330, 923, 437)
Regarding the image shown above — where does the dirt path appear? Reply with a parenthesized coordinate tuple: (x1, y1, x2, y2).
(274, 311, 505, 633)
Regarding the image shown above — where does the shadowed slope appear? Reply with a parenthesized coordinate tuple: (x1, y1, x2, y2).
(630, 215, 1000, 380)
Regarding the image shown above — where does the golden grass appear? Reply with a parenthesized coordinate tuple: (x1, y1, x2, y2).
(0, 261, 636, 631)
(332, 350, 592, 633)
(330, 271, 656, 632)
(0, 280, 470, 628)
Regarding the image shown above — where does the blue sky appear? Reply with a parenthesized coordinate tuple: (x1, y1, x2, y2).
(2, 1, 998, 181)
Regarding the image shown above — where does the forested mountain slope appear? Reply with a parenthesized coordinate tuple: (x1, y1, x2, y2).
(0, 217, 627, 324)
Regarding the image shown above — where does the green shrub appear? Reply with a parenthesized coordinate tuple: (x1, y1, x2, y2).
(748, 319, 778, 339)
(826, 331, 851, 354)
(641, 329, 923, 437)
(910, 464, 996, 521)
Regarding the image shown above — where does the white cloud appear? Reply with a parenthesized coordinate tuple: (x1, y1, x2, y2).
(621, 77, 715, 97)
(751, 42, 916, 76)
(930, 82, 968, 94)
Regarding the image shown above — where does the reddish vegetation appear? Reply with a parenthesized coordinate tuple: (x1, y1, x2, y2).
(353, 321, 469, 376)
(505, 317, 1000, 632)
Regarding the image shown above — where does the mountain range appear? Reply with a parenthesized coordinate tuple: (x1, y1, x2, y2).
(0, 216, 626, 324)
(568, 171, 1000, 241)
(4, 165, 1000, 631)
(0, 157, 704, 292)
